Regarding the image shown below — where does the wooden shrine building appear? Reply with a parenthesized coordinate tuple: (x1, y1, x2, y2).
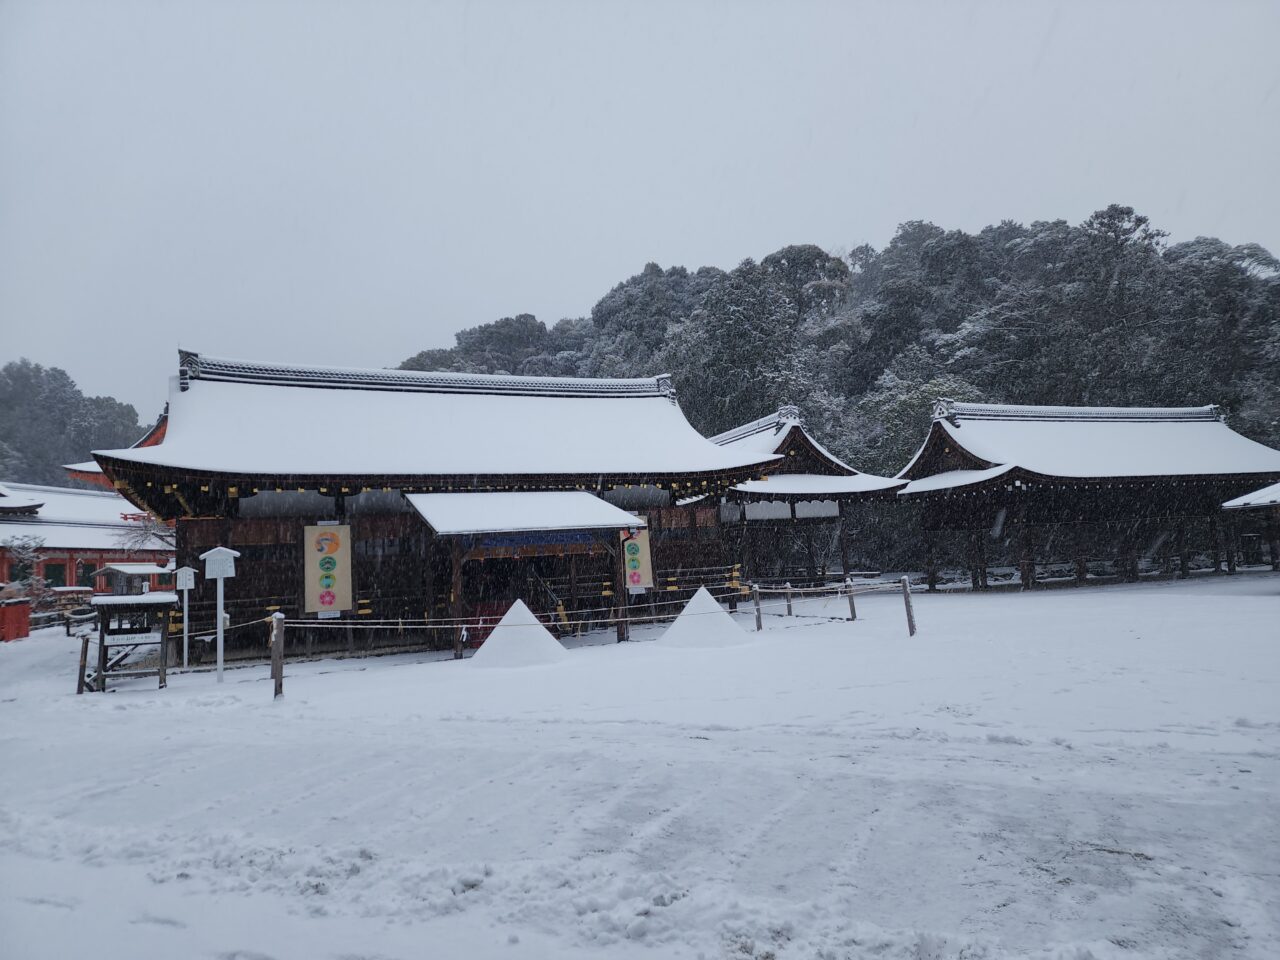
(708, 406, 903, 581)
(895, 400, 1280, 588)
(91, 351, 779, 648)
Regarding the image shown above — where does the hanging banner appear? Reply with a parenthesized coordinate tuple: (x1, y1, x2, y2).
(304, 524, 353, 614)
(620, 528, 653, 592)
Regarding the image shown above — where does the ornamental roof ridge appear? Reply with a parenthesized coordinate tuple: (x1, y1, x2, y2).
(932, 399, 1224, 424)
(177, 350, 676, 401)
(709, 406, 804, 446)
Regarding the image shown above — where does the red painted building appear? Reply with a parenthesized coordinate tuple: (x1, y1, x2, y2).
(0, 482, 172, 593)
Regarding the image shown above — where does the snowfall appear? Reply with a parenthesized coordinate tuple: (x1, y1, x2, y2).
(2, 575, 1278, 960)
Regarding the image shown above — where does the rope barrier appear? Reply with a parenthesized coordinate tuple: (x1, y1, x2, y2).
(276, 593, 853, 633)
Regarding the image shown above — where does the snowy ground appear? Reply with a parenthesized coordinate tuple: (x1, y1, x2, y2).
(2, 574, 1278, 959)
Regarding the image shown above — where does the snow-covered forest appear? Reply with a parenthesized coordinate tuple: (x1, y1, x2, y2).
(0, 360, 146, 485)
(3, 205, 1276, 487)
(401, 205, 1280, 476)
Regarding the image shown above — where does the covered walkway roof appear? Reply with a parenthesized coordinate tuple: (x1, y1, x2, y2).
(405, 491, 644, 536)
(1224, 480, 1280, 511)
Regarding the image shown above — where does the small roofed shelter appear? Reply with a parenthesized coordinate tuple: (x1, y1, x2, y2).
(708, 406, 903, 581)
(91, 351, 779, 651)
(94, 561, 176, 596)
(896, 400, 1280, 589)
(0, 481, 173, 595)
(1224, 481, 1280, 571)
(80, 592, 179, 693)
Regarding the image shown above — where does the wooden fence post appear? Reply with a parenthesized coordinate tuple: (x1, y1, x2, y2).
(752, 583, 762, 632)
(900, 576, 917, 637)
(845, 579, 857, 621)
(785, 582, 793, 617)
(157, 625, 167, 690)
(271, 612, 285, 700)
(97, 621, 108, 693)
(76, 632, 90, 695)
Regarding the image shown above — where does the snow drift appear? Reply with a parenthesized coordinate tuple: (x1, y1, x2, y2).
(657, 586, 750, 648)
(469, 599, 568, 668)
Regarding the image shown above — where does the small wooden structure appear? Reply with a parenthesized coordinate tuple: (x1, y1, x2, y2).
(78, 593, 178, 693)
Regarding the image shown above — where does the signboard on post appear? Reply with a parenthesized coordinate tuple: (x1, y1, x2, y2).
(174, 565, 196, 668)
(620, 528, 653, 593)
(304, 524, 352, 616)
(198, 547, 239, 683)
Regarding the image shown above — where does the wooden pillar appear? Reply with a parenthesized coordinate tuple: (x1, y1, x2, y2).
(612, 543, 627, 643)
(1224, 513, 1239, 575)
(1116, 524, 1138, 583)
(968, 530, 980, 591)
(1209, 514, 1223, 573)
(924, 528, 939, 593)
(838, 503, 851, 580)
(1018, 516, 1034, 590)
(1070, 524, 1087, 586)
(422, 533, 436, 620)
(1267, 517, 1280, 572)
(157, 622, 167, 689)
(450, 540, 464, 659)
(1176, 521, 1190, 579)
(976, 530, 989, 590)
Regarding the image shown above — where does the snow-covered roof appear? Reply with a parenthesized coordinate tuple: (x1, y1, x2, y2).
(98, 562, 173, 576)
(711, 406, 903, 500)
(63, 460, 102, 475)
(1223, 480, 1280, 511)
(0, 482, 171, 552)
(405, 491, 644, 536)
(94, 352, 778, 481)
(0, 483, 45, 513)
(896, 465, 1016, 496)
(732, 473, 905, 497)
(900, 400, 1280, 484)
(91, 592, 178, 607)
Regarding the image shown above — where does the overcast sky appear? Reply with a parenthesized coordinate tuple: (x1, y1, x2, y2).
(2, 0, 1278, 416)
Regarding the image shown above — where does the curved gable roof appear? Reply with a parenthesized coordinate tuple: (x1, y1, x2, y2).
(899, 400, 1280, 491)
(711, 406, 904, 499)
(93, 352, 779, 482)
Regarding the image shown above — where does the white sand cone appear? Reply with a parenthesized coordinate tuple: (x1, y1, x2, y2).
(469, 599, 569, 668)
(657, 586, 750, 648)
